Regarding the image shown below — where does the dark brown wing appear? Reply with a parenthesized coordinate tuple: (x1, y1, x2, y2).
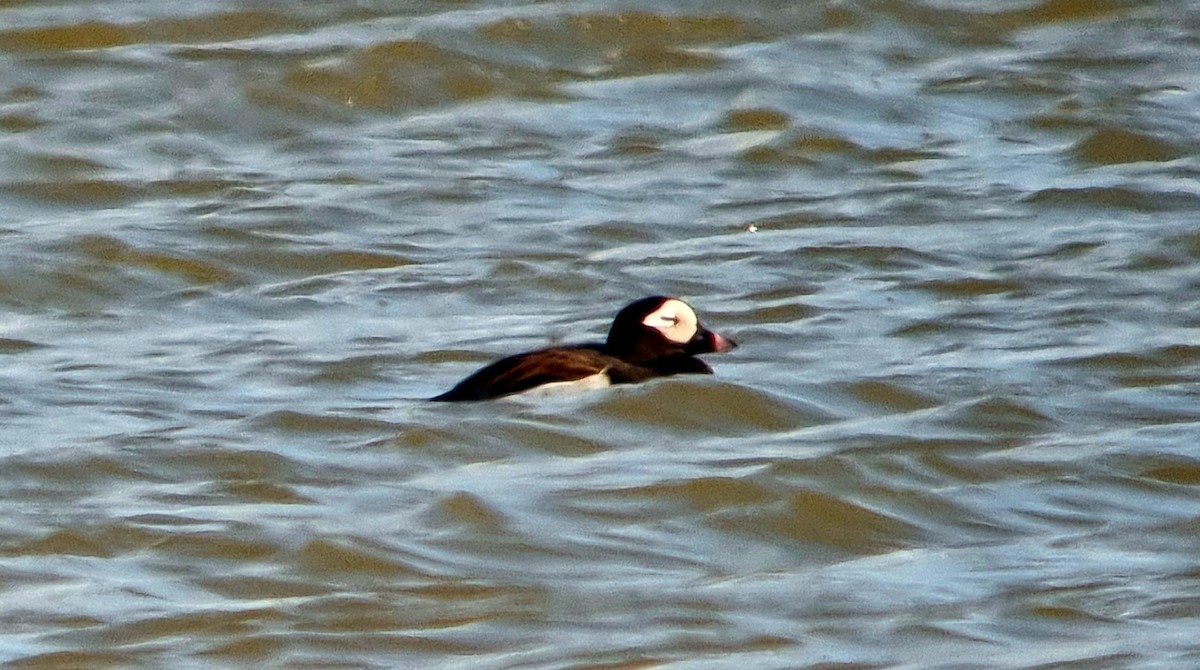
(431, 346, 614, 401)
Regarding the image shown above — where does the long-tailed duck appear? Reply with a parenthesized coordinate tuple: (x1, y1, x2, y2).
(431, 296, 736, 401)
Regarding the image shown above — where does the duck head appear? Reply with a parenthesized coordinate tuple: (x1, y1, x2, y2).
(604, 296, 736, 364)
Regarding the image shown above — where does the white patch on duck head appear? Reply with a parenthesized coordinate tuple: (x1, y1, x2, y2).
(640, 298, 698, 344)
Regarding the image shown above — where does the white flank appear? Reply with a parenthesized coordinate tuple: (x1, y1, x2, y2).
(511, 370, 612, 399)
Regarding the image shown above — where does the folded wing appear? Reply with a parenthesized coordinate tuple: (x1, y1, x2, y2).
(431, 346, 612, 401)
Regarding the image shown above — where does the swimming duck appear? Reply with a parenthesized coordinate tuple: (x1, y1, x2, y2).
(431, 296, 736, 401)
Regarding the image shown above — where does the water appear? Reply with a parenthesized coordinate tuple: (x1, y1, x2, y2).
(3, 1, 1200, 667)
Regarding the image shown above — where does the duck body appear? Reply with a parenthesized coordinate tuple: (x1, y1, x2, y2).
(431, 296, 736, 402)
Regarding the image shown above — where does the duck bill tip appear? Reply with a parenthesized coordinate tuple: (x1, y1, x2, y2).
(706, 330, 737, 353)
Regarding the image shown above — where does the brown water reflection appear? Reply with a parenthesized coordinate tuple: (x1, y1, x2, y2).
(3, 0, 1200, 668)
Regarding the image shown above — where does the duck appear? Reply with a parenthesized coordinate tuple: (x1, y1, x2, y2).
(431, 296, 737, 401)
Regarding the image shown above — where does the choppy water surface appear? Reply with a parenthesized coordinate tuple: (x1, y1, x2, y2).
(3, 0, 1200, 667)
